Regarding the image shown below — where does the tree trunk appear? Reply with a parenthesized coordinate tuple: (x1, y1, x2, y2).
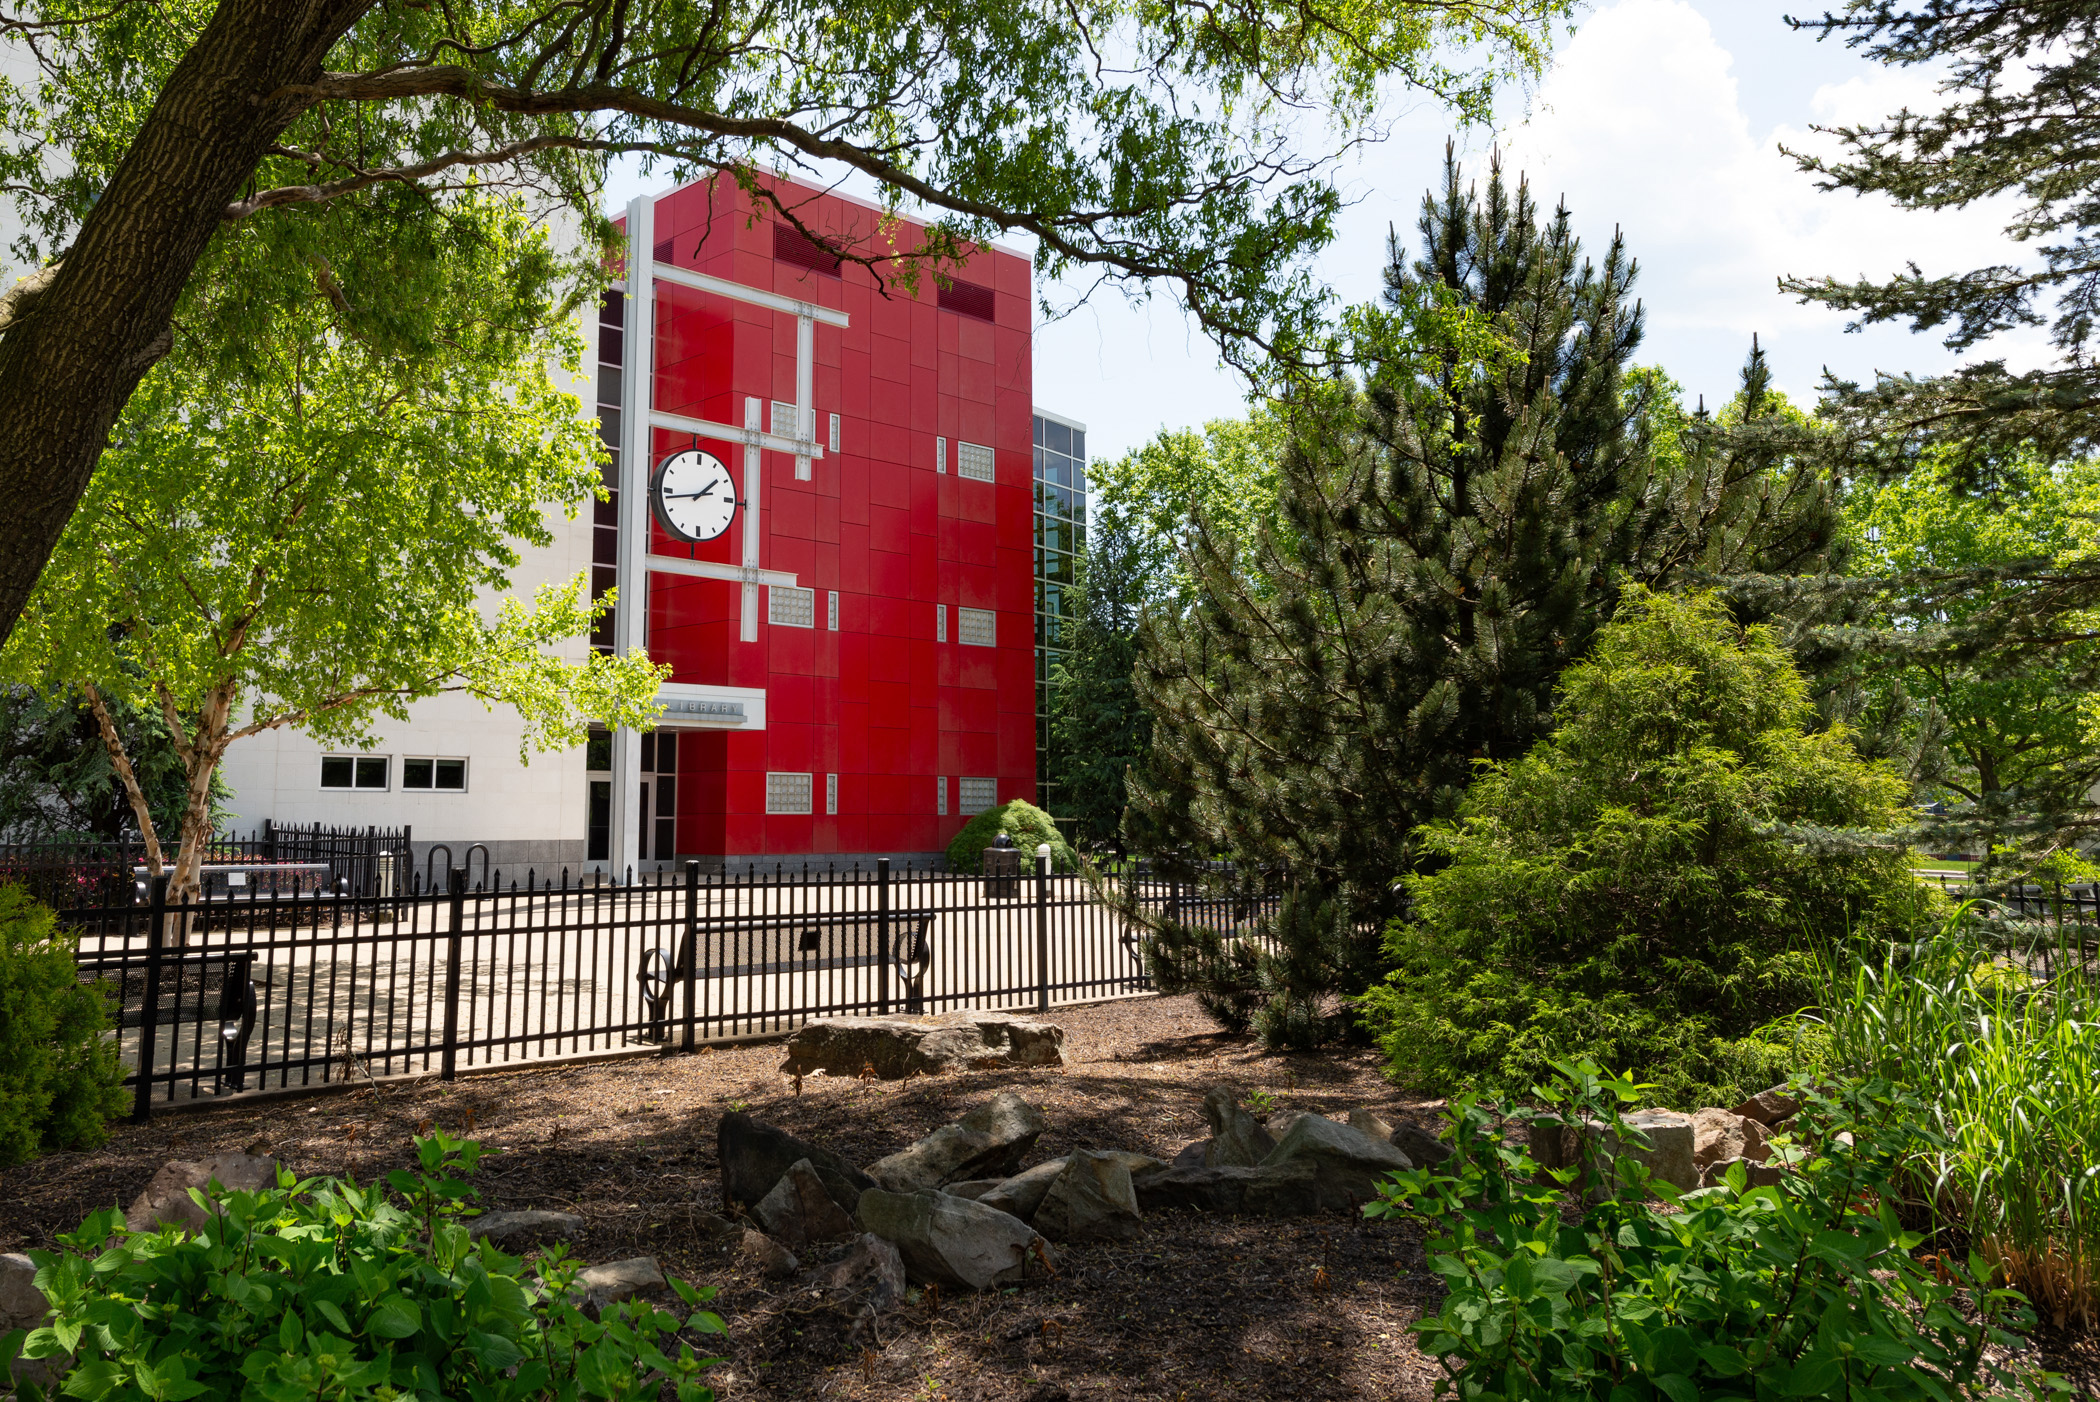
(0, 0, 369, 646)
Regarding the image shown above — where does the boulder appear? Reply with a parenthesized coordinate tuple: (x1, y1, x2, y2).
(941, 1179, 1003, 1201)
(854, 1188, 1054, 1291)
(1347, 1109, 1397, 1142)
(1171, 1141, 1209, 1169)
(1096, 1150, 1167, 1176)
(692, 1209, 742, 1240)
(1265, 1111, 1310, 1142)
(1032, 1151, 1143, 1244)
(468, 1210, 584, 1250)
(1259, 1113, 1414, 1209)
(1700, 1156, 1786, 1191)
(1529, 1116, 1569, 1172)
(1349, 1108, 1453, 1169)
(1690, 1108, 1769, 1174)
(739, 1229, 800, 1280)
(718, 1112, 876, 1216)
(1566, 1111, 1699, 1194)
(867, 1092, 1046, 1191)
(822, 1233, 907, 1314)
(125, 1152, 282, 1234)
(1128, 1161, 1323, 1218)
(2, 1253, 61, 1389)
(780, 1012, 1065, 1079)
(976, 1158, 1068, 1222)
(1200, 1087, 1277, 1168)
(1731, 1085, 1802, 1126)
(575, 1257, 670, 1314)
(756, 1159, 858, 1248)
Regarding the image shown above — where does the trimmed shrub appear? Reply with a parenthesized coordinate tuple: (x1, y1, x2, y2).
(1359, 590, 1937, 1106)
(0, 883, 124, 1165)
(945, 799, 1077, 874)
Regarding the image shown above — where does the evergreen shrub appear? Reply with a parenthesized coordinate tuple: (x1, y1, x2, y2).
(1, 1129, 725, 1402)
(0, 883, 124, 1165)
(945, 799, 1077, 874)
(1360, 590, 1936, 1106)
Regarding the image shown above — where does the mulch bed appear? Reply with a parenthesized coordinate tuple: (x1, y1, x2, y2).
(4, 994, 2095, 1399)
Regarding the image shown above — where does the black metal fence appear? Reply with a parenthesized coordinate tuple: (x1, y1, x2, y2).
(1, 822, 410, 909)
(62, 857, 1262, 1120)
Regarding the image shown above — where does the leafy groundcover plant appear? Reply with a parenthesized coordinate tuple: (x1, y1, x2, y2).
(1366, 1063, 2067, 1401)
(0, 1129, 723, 1402)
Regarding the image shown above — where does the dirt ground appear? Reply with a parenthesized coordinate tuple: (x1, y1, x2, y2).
(3, 994, 2094, 1400)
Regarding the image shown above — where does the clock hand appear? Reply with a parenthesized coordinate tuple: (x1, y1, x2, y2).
(663, 483, 720, 501)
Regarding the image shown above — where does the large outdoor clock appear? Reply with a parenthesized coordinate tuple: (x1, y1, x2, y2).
(651, 448, 737, 542)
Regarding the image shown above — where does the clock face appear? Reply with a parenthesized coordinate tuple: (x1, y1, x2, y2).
(651, 449, 737, 543)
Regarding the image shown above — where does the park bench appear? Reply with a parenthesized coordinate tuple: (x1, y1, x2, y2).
(636, 908, 938, 1038)
(77, 949, 261, 1093)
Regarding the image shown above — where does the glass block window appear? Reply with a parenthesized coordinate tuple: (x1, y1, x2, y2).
(936, 775, 948, 816)
(935, 604, 947, 643)
(959, 777, 997, 814)
(958, 607, 996, 647)
(826, 772, 839, 815)
(769, 585, 815, 628)
(829, 413, 841, 452)
(766, 772, 813, 814)
(321, 755, 389, 790)
(770, 400, 808, 439)
(936, 436, 947, 474)
(957, 442, 995, 482)
(827, 590, 840, 631)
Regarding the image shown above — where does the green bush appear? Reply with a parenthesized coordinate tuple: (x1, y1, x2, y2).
(1366, 1064, 2066, 1400)
(0, 883, 125, 1165)
(1359, 590, 1937, 1106)
(1, 1129, 724, 1402)
(945, 799, 1077, 874)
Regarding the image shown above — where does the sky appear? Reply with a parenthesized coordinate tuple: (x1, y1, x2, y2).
(606, 0, 2047, 465)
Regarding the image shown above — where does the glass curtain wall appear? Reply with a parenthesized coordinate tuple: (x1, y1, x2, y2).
(1032, 412, 1087, 810)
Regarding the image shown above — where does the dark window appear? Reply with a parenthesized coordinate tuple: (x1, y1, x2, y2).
(938, 278, 996, 321)
(641, 731, 656, 772)
(599, 290, 625, 328)
(354, 757, 389, 789)
(320, 756, 354, 789)
(586, 728, 612, 771)
(656, 818, 676, 861)
(324, 755, 390, 789)
(587, 780, 611, 861)
(593, 527, 618, 566)
(657, 732, 678, 772)
(597, 366, 623, 408)
(598, 327, 623, 367)
(773, 223, 844, 275)
(403, 757, 432, 789)
(656, 776, 677, 816)
(598, 408, 620, 448)
(592, 565, 617, 600)
(1033, 416, 1046, 446)
(1046, 419, 1071, 455)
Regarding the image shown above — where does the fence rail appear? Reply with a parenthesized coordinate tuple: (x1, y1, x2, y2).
(62, 857, 1267, 1120)
(2, 822, 410, 909)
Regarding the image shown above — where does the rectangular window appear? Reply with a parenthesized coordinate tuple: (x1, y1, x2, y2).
(938, 279, 997, 321)
(586, 727, 612, 772)
(829, 413, 841, 453)
(959, 777, 997, 814)
(321, 755, 389, 790)
(770, 400, 803, 440)
(768, 585, 816, 628)
(827, 590, 840, 631)
(826, 772, 839, 815)
(935, 604, 947, 643)
(936, 436, 946, 475)
(936, 775, 948, 817)
(767, 772, 813, 815)
(772, 223, 843, 275)
(957, 442, 995, 483)
(401, 757, 467, 791)
(958, 607, 997, 647)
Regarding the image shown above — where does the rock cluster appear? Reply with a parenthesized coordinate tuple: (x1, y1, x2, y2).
(779, 1011, 1065, 1080)
(1531, 1085, 1796, 1194)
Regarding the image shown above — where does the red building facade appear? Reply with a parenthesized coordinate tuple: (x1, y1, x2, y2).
(595, 176, 1040, 868)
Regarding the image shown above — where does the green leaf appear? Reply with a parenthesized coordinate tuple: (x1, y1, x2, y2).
(1654, 1374, 1700, 1402)
(1695, 1343, 1750, 1377)
(366, 1296, 422, 1340)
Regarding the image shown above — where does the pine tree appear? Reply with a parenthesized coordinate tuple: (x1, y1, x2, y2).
(1762, 4, 2100, 879)
(1124, 151, 1841, 1045)
(1046, 501, 1155, 851)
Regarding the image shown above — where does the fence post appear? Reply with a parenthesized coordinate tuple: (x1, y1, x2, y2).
(1035, 846, 1051, 1015)
(877, 857, 892, 1016)
(131, 873, 170, 1124)
(681, 859, 700, 1052)
(441, 866, 466, 1081)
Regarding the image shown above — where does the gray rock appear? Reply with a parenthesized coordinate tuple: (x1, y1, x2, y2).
(940, 1179, 1003, 1201)
(756, 1159, 857, 1248)
(1033, 1151, 1143, 1244)
(124, 1153, 282, 1234)
(854, 1188, 1054, 1291)
(1259, 1113, 1415, 1209)
(867, 1092, 1046, 1191)
(1391, 1124, 1452, 1168)
(1566, 1111, 1699, 1195)
(1095, 1150, 1167, 1176)
(1699, 1156, 1785, 1191)
(976, 1158, 1068, 1222)
(575, 1257, 670, 1314)
(1347, 1109, 1397, 1142)
(780, 1012, 1065, 1079)
(2, 1253, 61, 1389)
(1171, 1141, 1209, 1169)
(739, 1229, 800, 1280)
(1128, 1161, 1323, 1218)
(822, 1233, 907, 1313)
(1691, 1108, 1769, 1173)
(693, 1209, 742, 1239)
(718, 1112, 875, 1216)
(1265, 1110, 1310, 1142)
(1731, 1085, 1802, 1126)
(469, 1210, 585, 1250)
(1200, 1087, 1277, 1168)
